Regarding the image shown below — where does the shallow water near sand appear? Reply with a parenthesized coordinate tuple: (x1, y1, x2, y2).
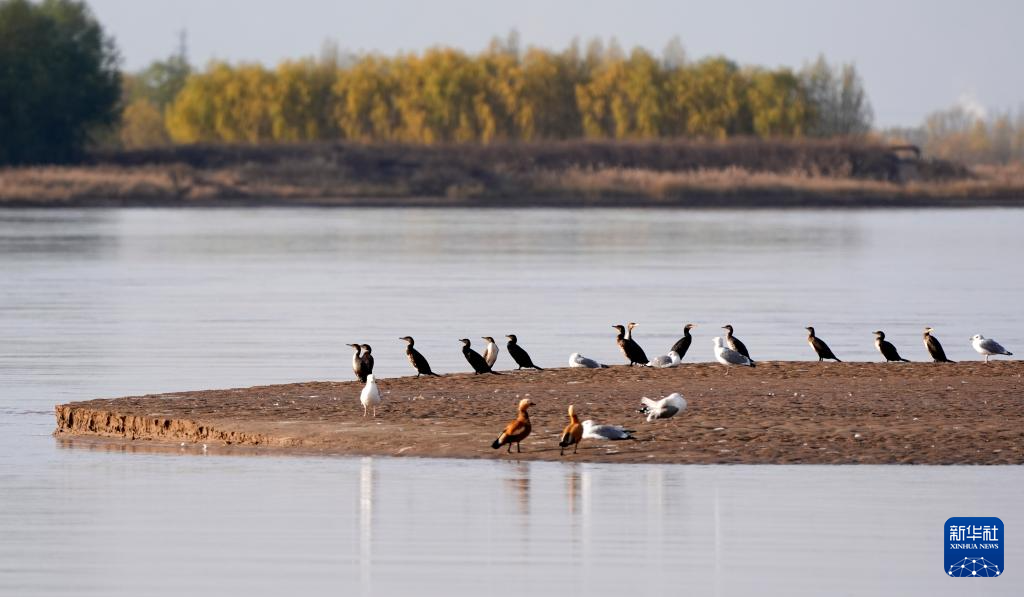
(2, 207, 1023, 595)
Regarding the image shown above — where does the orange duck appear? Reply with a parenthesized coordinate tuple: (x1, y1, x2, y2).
(558, 405, 583, 455)
(491, 398, 534, 453)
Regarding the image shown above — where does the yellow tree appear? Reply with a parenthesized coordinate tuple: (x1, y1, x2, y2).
(333, 55, 401, 141)
(393, 48, 492, 143)
(746, 68, 809, 137)
(667, 57, 751, 138)
(576, 48, 666, 139)
(272, 59, 337, 141)
(516, 48, 582, 139)
(119, 98, 170, 148)
(165, 66, 220, 142)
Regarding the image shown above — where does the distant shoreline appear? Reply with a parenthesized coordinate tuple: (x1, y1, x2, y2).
(4, 139, 1022, 209)
(3, 194, 1024, 209)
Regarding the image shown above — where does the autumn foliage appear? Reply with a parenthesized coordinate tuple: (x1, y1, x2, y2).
(151, 40, 871, 146)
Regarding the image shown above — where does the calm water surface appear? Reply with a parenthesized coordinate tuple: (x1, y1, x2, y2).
(1, 208, 1022, 596)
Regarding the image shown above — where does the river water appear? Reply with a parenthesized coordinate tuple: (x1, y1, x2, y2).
(1, 208, 1022, 595)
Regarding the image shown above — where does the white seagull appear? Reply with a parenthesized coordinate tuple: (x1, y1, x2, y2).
(713, 336, 755, 367)
(639, 392, 687, 422)
(970, 334, 1013, 363)
(569, 352, 608, 368)
(581, 420, 635, 440)
(647, 350, 681, 368)
(360, 374, 381, 417)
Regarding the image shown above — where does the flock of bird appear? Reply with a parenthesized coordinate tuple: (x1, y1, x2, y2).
(347, 323, 1014, 455)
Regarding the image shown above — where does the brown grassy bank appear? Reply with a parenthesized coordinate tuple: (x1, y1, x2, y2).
(54, 361, 1024, 464)
(5, 139, 1023, 207)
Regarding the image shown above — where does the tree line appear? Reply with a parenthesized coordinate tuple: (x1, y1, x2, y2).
(124, 36, 874, 148)
(1, 1, 876, 164)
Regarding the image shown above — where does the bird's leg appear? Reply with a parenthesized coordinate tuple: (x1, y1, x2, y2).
(373, 407, 376, 418)
(560, 446, 564, 456)
(516, 442, 522, 453)
(506, 443, 512, 454)
(362, 405, 367, 417)
(573, 443, 578, 454)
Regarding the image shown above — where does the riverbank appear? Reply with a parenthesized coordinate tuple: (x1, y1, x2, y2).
(54, 361, 1024, 464)
(6, 139, 1024, 207)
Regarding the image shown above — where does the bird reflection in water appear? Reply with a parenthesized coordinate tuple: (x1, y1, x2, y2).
(504, 461, 530, 517)
(358, 457, 375, 596)
(566, 468, 581, 516)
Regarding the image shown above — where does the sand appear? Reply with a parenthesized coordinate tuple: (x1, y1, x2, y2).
(54, 361, 1024, 464)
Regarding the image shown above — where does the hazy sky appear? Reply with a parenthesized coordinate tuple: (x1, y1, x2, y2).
(87, 0, 1022, 127)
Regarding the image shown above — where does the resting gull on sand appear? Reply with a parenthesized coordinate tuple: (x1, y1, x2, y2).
(569, 352, 608, 369)
(647, 350, 681, 368)
(581, 420, 635, 440)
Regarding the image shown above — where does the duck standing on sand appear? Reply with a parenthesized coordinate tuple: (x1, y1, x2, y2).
(971, 334, 1013, 363)
(873, 331, 910, 362)
(461, 339, 500, 374)
(482, 336, 499, 368)
(806, 326, 841, 362)
(492, 398, 534, 453)
(713, 336, 755, 367)
(359, 374, 381, 417)
(669, 323, 697, 361)
(613, 324, 649, 366)
(638, 393, 687, 422)
(722, 324, 753, 362)
(558, 405, 583, 455)
(923, 327, 954, 363)
(506, 334, 543, 370)
(400, 336, 439, 377)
